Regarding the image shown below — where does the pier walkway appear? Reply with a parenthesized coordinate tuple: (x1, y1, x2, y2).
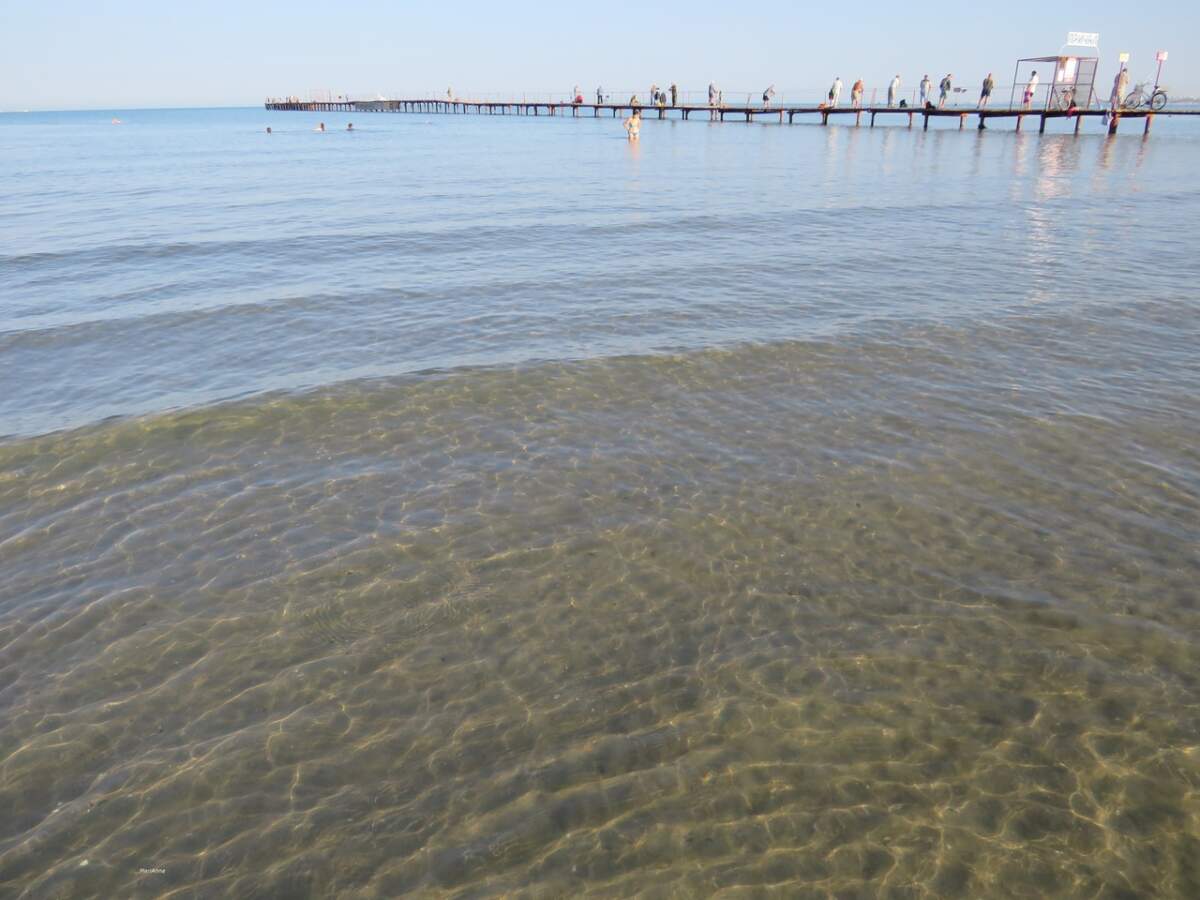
(266, 98, 1200, 135)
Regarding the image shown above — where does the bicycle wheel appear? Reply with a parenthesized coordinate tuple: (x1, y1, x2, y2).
(1151, 91, 1168, 111)
(1123, 91, 1142, 110)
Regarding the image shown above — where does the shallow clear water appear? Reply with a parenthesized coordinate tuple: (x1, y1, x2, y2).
(1, 108, 1198, 897)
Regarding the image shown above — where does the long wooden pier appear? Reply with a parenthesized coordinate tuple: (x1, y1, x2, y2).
(266, 98, 1200, 135)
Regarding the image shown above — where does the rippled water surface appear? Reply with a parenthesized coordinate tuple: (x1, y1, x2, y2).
(1, 108, 1199, 897)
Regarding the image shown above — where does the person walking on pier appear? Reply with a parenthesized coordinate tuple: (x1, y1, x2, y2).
(597, 86, 604, 104)
(978, 73, 994, 108)
(919, 75, 932, 106)
(828, 77, 843, 108)
(762, 84, 776, 107)
(670, 83, 678, 107)
(851, 79, 864, 109)
(1023, 71, 1038, 109)
(888, 75, 901, 107)
(938, 74, 952, 108)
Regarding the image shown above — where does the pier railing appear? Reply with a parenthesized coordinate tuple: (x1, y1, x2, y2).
(267, 84, 1124, 111)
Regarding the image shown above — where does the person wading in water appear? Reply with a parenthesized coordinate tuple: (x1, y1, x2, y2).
(623, 108, 641, 141)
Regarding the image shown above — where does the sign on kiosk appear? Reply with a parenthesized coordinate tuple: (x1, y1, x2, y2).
(1067, 32, 1100, 48)
(1156, 50, 1169, 62)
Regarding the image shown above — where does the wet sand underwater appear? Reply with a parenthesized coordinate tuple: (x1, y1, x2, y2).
(1, 109, 1199, 896)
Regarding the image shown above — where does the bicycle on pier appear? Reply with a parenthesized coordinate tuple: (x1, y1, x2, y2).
(1053, 86, 1079, 110)
(1122, 82, 1168, 111)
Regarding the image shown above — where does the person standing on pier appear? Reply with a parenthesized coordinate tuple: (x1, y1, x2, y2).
(597, 86, 604, 104)
(762, 85, 775, 107)
(1110, 66, 1129, 111)
(828, 77, 843, 108)
(1023, 71, 1038, 108)
(919, 75, 932, 106)
(670, 83, 678, 107)
(851, 79, 864, 108)
(938, 74, 952, 108)
(650, 83, 659, 105)
(978, 73, 994, 108)
(888, 75, 901, 107)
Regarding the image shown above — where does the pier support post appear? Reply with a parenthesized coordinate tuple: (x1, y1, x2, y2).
(907, 112, 913, 128)
(855, 110, 862, 126)
(923, 113, 929, 131)
(1144, 113, 1153, 135)
(1108, 113, 1119, 135)
(1015, 114, 1023, 132)
(959, 113, 967, 130)
(1039, 114, 1047, 134)
(1074, 113, 1083, 135)
(822, 110, 829, 126)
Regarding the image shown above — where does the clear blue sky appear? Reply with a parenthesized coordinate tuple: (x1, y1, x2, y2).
(3, 0, 1195, 109)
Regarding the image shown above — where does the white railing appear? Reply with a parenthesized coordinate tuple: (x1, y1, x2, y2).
(269, 83, 1111, 111)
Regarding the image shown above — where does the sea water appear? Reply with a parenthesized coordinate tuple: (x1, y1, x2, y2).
(1, 107, 1198, 897)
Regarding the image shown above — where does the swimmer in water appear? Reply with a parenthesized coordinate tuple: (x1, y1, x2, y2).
(623, 108, 641, 141)
(266, 126, 272, 134)
(316, 122, 326, 132)
(347, 122, 353, 131)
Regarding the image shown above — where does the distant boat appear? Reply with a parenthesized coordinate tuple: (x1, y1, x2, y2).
(111, 117, 122, 125)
